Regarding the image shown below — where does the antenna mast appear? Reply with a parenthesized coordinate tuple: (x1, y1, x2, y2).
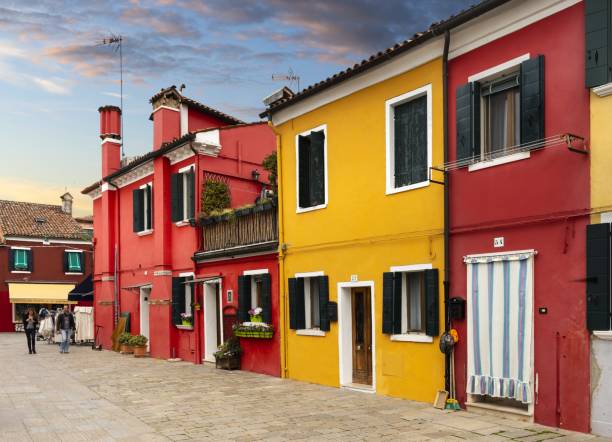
(98, 35, 125, 157)
(272, 67, 300, 93)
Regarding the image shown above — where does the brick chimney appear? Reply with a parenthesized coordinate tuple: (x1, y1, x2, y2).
(151, 87, 181, 150)
(60, 192, 73, 215)
(98, 105, 121, 177)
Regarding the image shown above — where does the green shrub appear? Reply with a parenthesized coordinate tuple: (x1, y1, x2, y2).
(262, 151, 277, 188)
(214, 336, 241, 358)
(118, 332, 132, 345)
(129, 335, 148, 347)
(202, 180, 230, 215)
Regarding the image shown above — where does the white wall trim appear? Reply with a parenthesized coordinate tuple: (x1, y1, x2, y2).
(295, 271, 325, 278)
(593, 83, 612, 97)
(111, 161, 154, 189)
(165, 144, 195, 165)
(180, 103, 189, 136)
(391, 333, 433, 343)
(390, 263, 433, 273)
(178, 163, 195, 174)
(465, 249, 537, 259)
(5, 237, 92, 245)
(467, 53, 530, 83)
(152, 105, 180, 114)
(243, 269, 269, 276)
(468, 151, 530, 172)
(295, 124, 328, 214)
(10, 246, 31, 250)
(137, 229, 154, 237)
(296, 329, 326, 337)
(179, 272, 195, 278)
(101, 137, 121, 145)
(385, 84, 433, 196)
(11, 271, 31, 274)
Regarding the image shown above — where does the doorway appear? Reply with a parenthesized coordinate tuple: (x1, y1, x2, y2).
(338, 281, 375, 391)
(203, 280, 222, 362)
(139, 286, 151, 350)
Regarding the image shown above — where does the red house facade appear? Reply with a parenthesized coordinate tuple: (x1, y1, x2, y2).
(446, 1, 590, 432)
(83, 87, 278, 369)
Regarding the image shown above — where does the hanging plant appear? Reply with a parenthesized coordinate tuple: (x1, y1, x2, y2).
(262, 151, 277, 189)
(201, 180, 230, 216)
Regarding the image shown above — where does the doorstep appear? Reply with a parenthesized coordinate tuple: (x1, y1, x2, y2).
(466, 400, 533, 423)
(341, 383, 375, 394)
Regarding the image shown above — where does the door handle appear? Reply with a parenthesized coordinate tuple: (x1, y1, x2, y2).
(368, 346, 371, 351)
(356, 344, 361, 350)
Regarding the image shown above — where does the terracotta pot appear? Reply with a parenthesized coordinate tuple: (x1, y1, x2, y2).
(120, 344, 133, 354)
(133, 345, 147, 358)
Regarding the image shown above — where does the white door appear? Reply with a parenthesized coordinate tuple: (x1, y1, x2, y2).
(203, 282, 221, 362)
(140, 287, 150, 350)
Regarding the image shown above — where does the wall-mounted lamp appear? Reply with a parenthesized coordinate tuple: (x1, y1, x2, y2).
(251, 169, 260, 181)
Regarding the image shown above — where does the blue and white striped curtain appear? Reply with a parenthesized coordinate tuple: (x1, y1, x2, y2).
(465, 252, 534, 404)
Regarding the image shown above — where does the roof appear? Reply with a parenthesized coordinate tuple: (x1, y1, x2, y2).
(260, 0, 510, 118)
(0, 200, 90, 241)
(150, 86, 245, 125)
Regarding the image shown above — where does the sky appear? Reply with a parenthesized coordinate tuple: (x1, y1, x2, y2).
(0, 0, 473, 216)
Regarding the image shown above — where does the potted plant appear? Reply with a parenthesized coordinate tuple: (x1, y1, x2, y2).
(248, 307, 263, 323)
(214, 336, 241, 370)
(233, 322, 274, 339)
(180, 313, 193, 327)
(118, 332, 133, 354)
(129, 335, 148, 358)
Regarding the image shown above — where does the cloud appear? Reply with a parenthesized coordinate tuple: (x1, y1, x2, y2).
(102, 91, 125, 98)
(31, 77, 70, 94)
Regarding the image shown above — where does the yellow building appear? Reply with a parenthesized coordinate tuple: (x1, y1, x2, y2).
(263, 41, 447, 402)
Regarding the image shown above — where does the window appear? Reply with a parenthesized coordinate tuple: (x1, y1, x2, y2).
(171, 166, 195, 222)
(64, 250, 83, 273)
(10, 247, 31, 272)
(288, 275, 329, 332)
(171, 276, 193, 325)
(251, 275, 264, 311)
(587, 223, 612, 331)
(296, 125, 327, 212)
(386, 85, 431, 193)
(481, 74, 520, 157)
(132, 183, 152, 233)
(382, 268, 438, 339)
(238, 273, 271, 324)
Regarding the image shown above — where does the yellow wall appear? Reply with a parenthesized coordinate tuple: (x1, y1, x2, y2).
(591, 91, 612, 223)
(275, 58, 445, 402)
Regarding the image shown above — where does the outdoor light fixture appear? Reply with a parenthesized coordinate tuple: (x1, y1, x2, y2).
(252, 169, 260, 181)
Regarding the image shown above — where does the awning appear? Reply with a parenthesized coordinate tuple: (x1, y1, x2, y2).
(68, 275, 93, 302)
(8, 282, 76, 304)
(183, 276, 223, 285)
(121, 282, 152, 292)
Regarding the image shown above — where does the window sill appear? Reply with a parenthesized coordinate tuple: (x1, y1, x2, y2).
(137, 229, 154, 236)
(593, 330, 612, 341)
(65, 272, 84, 276)
(386, 180, 430, 195)
(592, 82, 612, 97)
(175, 324, 193, 331)
(175, 220, 190, 227)
(11, 271, 31, 274)
(390, 333, 433, 343)
(296, 203, 327, 214)
(468, 151, 530, 172)
(296, 329, 326, 337)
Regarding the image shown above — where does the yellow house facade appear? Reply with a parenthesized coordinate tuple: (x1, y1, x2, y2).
(266, 51, 446, 402)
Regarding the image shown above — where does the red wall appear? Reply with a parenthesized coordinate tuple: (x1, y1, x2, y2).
(448, 4, 589, 432)
(188, 107, 230, 133)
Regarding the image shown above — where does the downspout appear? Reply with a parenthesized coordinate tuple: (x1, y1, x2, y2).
(442, 30, 451, 393)
(105, 179, 121, 327)
(189, 141, 203, 365)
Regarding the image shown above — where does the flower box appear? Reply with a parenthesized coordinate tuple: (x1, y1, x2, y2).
(215, 354, 240, 370)
(234, 329, 273, 339)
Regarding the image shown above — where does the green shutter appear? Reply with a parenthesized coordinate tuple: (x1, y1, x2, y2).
(295, 278, 305, 329)
(67, 252, 81, 272)
(586, 0, 611, 88)
(186, 169, 195, 219)
(424, 269, 439, 337)
(456, 82, 479, 162)
(520, 55, 545, 145)
(392, 272, 402, 334)
(394, 96, 427, 188)
(237, 275, 251, 323)
(309, 130, 325, 206)
(63, 251, 69, 273)
(146, 185, 152, 230)
(382, 272, 395, 334)
(132, 189, 144, 232)
(288, 278, 298, 329)
(171, 173, 184, 222)
(171, 277, 183, 325)
(26, 249, 32, 272)
(298, 135, 311, 208)
(318, 275, 330, 332)
(261, 273, 272, 324)
(9, 248, 15, 271)
(14, 249, 28, 271)
(587, 223, 611, 331)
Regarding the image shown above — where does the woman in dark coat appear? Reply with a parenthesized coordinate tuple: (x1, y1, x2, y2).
(22, 308, 38, 354)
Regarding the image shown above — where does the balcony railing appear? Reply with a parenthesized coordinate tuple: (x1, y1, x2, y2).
(197, 202, 278, 259)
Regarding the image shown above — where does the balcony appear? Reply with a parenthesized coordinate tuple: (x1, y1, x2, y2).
(194, 201, 278, 262)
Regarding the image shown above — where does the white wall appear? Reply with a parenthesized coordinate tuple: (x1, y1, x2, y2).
(591, 336, 612, 436)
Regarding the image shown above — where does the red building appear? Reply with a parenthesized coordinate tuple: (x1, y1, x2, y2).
(0, 194, 93, 331)
(83, 86, 278, 370)
(446, 1, 590, 432)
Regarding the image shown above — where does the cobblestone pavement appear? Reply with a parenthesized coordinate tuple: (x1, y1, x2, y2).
(0, 333, 608, 441)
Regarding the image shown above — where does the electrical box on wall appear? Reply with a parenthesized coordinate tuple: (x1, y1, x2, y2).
(449, 297, 466, 320)
(327, 301, 338, 322)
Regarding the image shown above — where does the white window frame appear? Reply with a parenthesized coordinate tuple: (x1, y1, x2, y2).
(244, 269, 268, 310)
(295, 271, 326, 336)
(179, 272, 194, 317)
(64, 249, 84, 275)
(295, 124, 328, 214)
(385, 84, 432, 195)
(11, 246, 31, 274)
(176, 164, 195, 225)
(389, 263, 433, 343)
(136, 182, 153, 234)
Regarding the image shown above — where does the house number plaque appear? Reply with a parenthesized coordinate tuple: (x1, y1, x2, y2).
(493, 237, 504, 248)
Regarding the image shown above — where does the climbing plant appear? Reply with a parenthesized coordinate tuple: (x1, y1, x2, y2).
(262, 151, 277, 190)
(201, 180, 230, 215)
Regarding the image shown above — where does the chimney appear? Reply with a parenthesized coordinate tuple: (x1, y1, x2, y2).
(150, 87, 181, 150)
(98, 105, 122, 176)
(60, 192, 73, 215)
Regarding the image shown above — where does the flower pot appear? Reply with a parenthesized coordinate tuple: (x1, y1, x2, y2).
(215, 354, 240, 370)
(120, 344, 134, 354)
(234, 329, 273, 339)
(181, 320, 192, 326)
(249, 315, 263, 323)
(133, 345, 147, 358)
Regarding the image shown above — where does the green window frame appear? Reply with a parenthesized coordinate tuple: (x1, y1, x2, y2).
(13, 249, 29, 271)
(65, 251, 83, 273)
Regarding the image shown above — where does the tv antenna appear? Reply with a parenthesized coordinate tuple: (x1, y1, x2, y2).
(272, 67, 300, 93)
(97, 34, 125, 157)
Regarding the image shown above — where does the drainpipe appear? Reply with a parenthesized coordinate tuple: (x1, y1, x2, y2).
(105, 179, 121, 327)
(442, 30, 451, 393)
(189, 141, 203, 365)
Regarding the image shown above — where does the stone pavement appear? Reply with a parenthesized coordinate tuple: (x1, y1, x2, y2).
(0, 333, 607, 441)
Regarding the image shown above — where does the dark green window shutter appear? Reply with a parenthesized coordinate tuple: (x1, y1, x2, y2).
(288, 278, 298, 329)
(295, 277, 305, 329)
(298, 135, 311, 208)
(520, 55, 545, 145)
(132, 189, 144, 232)
(8, 248, 15, 271)
(79, 251, 85, 273)
(318, 275, 330, 331)
(586, 0, 611, 88)
(382, 272, 395, 334)
(171, 277, 183, 325)
(392, 272, 402, 334)
(186, 169, 195, 219)
(237, 275, 251, 323)
(309, 130, 325, 206)
(145, 185, 152, 230)
(456, 82, 480, 162)
(171, 173, 184, 222)
(587, 223, 611, 331)
(261, 273, 272, 324)
(26, 249, 33, 273)
(394, 96, 427, 188)
(63, 252, 69, 273)
(424, 269, 439, 337)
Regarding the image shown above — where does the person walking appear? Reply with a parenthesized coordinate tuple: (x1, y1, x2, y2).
(56, 305, 75, 354)
(22, 308, 38, 354)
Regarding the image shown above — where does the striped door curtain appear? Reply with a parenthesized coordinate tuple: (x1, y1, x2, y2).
(465, 251, 535, 404)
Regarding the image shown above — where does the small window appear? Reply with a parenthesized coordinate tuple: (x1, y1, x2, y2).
(296, 126, 327, 211)
(171, 167, 195, 222)
(481, 73, 520, 157)
(305, 277, 321, 329)
(288, 275, 330, 332)
(184, 283, 192, 317)
(172, 276, 193, 325)
(132, 183, 152, 233)
(401, 272, 425, 334)
(64, 250, 83, 273)
(251, 275, 264, 310)
(11, 248, 31, 272)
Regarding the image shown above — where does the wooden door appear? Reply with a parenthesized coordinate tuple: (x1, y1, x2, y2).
(352, 288, 372, 385)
